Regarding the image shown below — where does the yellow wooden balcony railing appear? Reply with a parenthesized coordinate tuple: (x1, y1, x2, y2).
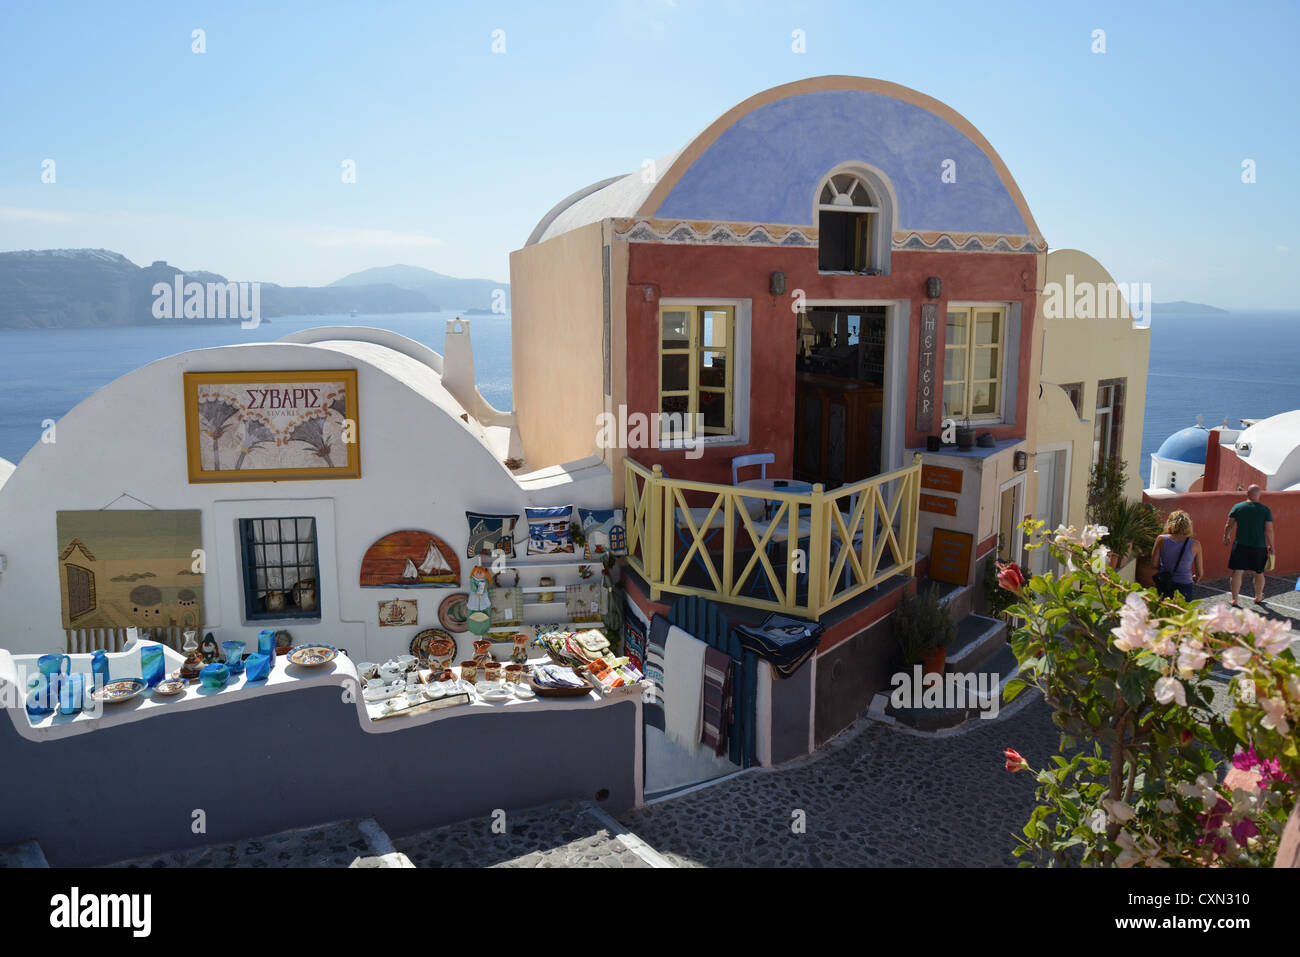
(623, 454, 922, 619)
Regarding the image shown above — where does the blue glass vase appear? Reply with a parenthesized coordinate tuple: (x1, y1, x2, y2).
(25, 675, 55, 717)
(140, 645, 167, 688)
(257, 629, 277, 669)
(200, 663, 228, 690)
(222, 640, 245, 674)
(244, 652, 271, 682)
(91, 650, 110, 688)
(58, 672, 85, 715)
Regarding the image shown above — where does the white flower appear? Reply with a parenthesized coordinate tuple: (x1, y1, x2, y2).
(1103, 798, 1137, 823)
(1220, 646, 1252, 671)
(1054, 524, 1081, 545)
(1156, 798, 1177, 814)
(1177, 639, 1208, 675)
(1081, 524, 1109, 548)
(1149, 633, 1177, 656)
(1200, 603, 1243, 635)
(1259, 697, 1291, 735)
(1255, 618, 1295, 656)
(1087, 808, 1108, 834)
(1155, 675, 1186, 706)
(1090, 544, 1112, 572)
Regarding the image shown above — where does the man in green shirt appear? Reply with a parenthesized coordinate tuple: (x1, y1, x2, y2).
(1223, 485, 1275, 606)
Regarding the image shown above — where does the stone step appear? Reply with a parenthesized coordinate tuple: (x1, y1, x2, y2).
(392, 799, 673, 868)
(944, 613, 1007, 673)
(0, 839, 49, 868)
(928, 579, 974, 621)
(102, 818, 413, 868)
(881, 645, 1022, 732)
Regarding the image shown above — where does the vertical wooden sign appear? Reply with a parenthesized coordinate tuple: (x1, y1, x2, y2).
(915, 303, 939, 432)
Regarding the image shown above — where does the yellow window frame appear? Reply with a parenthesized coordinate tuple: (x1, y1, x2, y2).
(658, 304, 735, 440)
(942, 306, 1005, 421)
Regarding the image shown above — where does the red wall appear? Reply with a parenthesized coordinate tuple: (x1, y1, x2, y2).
(624, 243, 1038, 484)
(1142, 490, 1300, 579)
(1215, 445, 1269, 493)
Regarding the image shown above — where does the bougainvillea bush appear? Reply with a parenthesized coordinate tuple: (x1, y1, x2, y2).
(999, 521, 1298, 867)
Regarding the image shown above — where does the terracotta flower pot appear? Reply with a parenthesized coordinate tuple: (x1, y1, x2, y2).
(923, 647, 946, 676)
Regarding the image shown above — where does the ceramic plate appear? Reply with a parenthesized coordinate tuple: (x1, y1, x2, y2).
(410, 628, 459, 667)
(476, 682, 512, 702)
(90, 677, 147, 704)
(287, 644, 338, 667)
(512, 684, 536, 699)
(438, 593, 471, 633)
(152, 678, 188, 697)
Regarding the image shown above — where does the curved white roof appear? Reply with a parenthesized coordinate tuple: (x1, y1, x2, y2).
(1234, 409, 1300, 487)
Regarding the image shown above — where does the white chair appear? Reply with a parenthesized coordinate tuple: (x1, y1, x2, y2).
(731, 452, 774, 485)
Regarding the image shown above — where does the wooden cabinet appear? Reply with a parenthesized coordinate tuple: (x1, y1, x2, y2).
(794, 373, 883, 486)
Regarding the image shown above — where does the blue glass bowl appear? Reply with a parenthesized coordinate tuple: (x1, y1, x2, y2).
(199, 663, 228, 690)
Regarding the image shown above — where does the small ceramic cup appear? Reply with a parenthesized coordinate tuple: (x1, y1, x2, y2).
(483, 661, 502, 682)
(460, 661, 479, 683)
(504, 664, 524, 685)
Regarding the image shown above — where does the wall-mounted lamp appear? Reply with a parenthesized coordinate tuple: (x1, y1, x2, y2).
(925, 276, 942, 300)
(1169, 471, 1177, 490)
(1013, 450, 1028, 472)
(770, 271, 786, 295)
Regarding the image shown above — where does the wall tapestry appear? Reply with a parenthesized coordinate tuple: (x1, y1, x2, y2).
(56, 509, 204, 630)
(359, 530, 460, 587)
(183, 370, 360, 483)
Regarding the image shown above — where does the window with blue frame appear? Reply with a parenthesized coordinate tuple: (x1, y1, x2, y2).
(238, 517, 321, 620)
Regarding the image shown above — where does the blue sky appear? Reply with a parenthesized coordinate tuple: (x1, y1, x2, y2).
(1, 0, 1296, 307)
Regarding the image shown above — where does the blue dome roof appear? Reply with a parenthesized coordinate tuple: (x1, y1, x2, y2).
(1155, 427, 1210, 464)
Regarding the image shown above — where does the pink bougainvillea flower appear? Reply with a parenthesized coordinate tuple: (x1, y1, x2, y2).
(1259, 697, 1291, 735)
(1220, 646, 1252, 671)
(1155, 675, 1187, 707)
(1003, 747, 1028, 772)
(1231, 747, 1260, 771)
(1177, 639, 1208, 676)
(1080, 524, 1109, 548)
(1254, 617, 1295, 656)
(1200, 603, 1243, 635)
(1230, 817, 1259, 844)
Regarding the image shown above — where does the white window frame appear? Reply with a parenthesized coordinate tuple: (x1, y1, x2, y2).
(656, 297, 751, 451)
(812, 164, 897, 276)
(944, 300, 1016, 426)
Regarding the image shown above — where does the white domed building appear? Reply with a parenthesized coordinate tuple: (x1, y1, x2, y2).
(1147, 425, 1212, 494)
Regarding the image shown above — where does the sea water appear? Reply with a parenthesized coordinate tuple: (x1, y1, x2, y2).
(0, 309, 1296, 483)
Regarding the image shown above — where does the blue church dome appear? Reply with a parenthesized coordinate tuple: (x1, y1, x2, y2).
(1155, 427, 1210, 464)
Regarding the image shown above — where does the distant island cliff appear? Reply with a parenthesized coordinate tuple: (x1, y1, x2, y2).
(0, 250, 509, 329)
(1152, 301, 1230, 315)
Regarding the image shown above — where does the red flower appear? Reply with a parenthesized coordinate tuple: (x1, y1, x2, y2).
(996, 562, 1026, 592)
(1003, 747, 1028, 772)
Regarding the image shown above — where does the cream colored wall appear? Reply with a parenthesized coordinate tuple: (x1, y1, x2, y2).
(1037, 249, 1151, 508)
(1034, 384, 1093, 531)
(508, 221, 608, 470)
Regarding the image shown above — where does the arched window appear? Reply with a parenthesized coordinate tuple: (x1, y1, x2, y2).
(816, 169, 892, 275)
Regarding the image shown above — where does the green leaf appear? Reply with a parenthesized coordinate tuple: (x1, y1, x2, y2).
(1003, 678, 1027, 701)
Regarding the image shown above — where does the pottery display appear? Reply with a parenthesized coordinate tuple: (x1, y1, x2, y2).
(287, 644, 338, 667)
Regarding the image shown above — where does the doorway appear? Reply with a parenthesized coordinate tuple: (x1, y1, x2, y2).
(997, 475, 1027, 565)
(1031, 445, 1070, 576)
(794, 305, 887, 487)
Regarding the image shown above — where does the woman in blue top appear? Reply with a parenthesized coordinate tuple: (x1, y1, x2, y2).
(1150, 510, 1203, 602)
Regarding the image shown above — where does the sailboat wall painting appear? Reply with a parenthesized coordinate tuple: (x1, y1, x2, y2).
(359, 530, 460, 588)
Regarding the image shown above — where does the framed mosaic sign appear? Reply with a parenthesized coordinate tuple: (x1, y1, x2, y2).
(183, 370, 360, 483)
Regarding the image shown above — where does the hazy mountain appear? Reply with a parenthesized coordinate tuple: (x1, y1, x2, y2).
(1153, 301, 1230, 315)
(0, 249, 439, 329)
(332, 264, 509, 312)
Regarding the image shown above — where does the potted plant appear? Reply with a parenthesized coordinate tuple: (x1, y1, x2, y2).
(1085, 458, 1161, 568)
(893, 584, 957, 675)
